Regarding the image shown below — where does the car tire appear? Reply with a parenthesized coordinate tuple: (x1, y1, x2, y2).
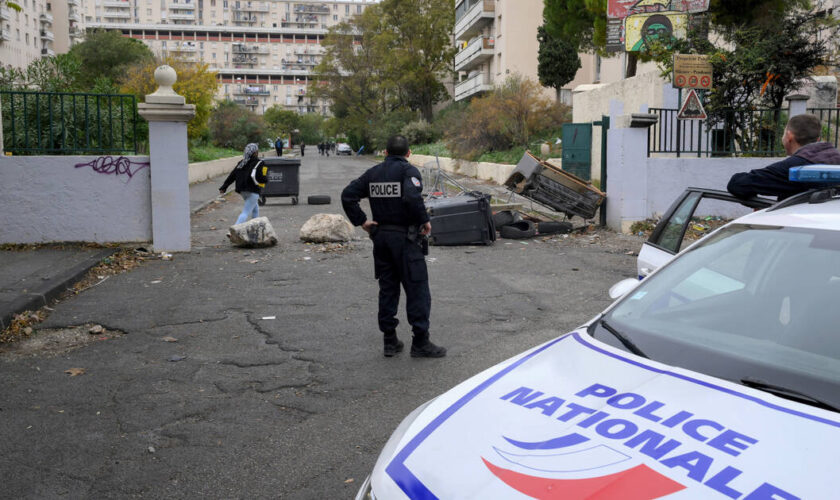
(492, 210, 520, 228)
(308, 195, 331, 205)
(537, 221, 573, 235)
(499, 220, 536, 239)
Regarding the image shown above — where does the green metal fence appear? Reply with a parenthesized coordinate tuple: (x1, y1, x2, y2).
(1, 91, 139, 155)
(647, 107, 787, 157)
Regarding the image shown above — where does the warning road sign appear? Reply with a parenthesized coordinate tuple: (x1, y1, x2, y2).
(677, 89, 707, 120)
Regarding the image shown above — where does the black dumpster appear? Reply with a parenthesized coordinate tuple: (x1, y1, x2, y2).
(258, 157, 301, 205)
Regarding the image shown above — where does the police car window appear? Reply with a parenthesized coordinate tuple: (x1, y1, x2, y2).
(656, 191, 700, 253)
(673, 197, 755, 255)
(609, 223, 840, 365)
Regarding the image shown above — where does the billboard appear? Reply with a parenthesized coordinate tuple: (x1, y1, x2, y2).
(625, 12, 688, 52)
(608, 0, 709, 19)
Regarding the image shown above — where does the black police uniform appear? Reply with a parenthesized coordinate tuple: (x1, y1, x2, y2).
(341, 155, 445, 357)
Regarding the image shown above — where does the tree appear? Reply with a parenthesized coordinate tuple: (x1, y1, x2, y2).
(263, 106, 300, 138)
(120, 56, 219, 141)
(208, 100, 265, 150)
(376, 0, 456, 121)
(537, 25, 581, 96)
(69, 29, 153, 89)
(313, 0, 455, 148)
(297, 113, 325, 144)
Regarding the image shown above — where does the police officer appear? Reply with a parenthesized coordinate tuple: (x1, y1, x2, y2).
(341, 135, 446, 358)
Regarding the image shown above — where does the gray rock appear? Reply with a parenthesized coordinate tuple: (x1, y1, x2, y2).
(229, 217, 278, 248)
(299, 213, 355, 243)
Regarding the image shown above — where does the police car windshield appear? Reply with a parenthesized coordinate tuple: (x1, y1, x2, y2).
(603, 224, 840, 409)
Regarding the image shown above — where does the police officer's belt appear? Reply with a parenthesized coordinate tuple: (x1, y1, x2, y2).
(377, 224, 409, 233)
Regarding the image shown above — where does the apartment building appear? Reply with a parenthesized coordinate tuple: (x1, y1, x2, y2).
(452, 0, 655, 104)
(1, 0, 85, 69)
(85, 0, 378, 114)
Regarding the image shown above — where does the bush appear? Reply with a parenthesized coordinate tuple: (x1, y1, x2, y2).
(401, 119, 437, 146)
(441, 74, 571, 161)
(372, 110, 419, 151)
(209, 100, 265, 150)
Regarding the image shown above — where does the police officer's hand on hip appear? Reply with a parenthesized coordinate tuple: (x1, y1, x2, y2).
(341, 135, 446, 358)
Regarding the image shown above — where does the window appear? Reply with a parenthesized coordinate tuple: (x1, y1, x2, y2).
(147, 8, 152, 14)
(212, 52, 216, 58)
(345, 5, 348, 13)
(333, 14, 336, 20)
(25, 33, 29, 44)
(356, 5, 361, 13)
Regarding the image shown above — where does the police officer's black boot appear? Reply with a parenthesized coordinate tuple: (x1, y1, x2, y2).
(383, 330, 404, 357)
(410, 332, 446, 358)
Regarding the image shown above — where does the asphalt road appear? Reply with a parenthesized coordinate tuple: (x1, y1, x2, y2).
(0, 153, 640, 498)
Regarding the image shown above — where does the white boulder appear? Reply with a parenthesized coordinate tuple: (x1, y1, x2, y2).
(300, 213, 355, 242)
(229, 217, 278, 247)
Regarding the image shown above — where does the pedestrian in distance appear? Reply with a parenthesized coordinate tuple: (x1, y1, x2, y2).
(728, 114, 840, 200)
(275, 137, 284, 157)
(341, 135, 446, 358)
(300, 141, 305, 157)
(219, 143, 266, 225)
(318, 142, 324, 156)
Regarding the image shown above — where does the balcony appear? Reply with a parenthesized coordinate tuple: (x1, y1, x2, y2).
(1, 6, 12, 21)
(41, 47, 56, 56)
(103, 10, 131, 18)
(454, 35, 494, 72)
(170, 43, 197, 52)
(234, 86, 270, 96)
(40, 30, 55, 41)
(293, 47, 322, 56)
(68, 11, 81, 22)
(233, 4, 270, 12)
(232, 43, 269, 54)
(293, 4, 329, 14)
(455, 71, 493, 101)
(454, 0, 494, 41)
(232, 15, 258, 24)
(69, 26, 84, 38)
(39, 13, 54, 24)
(67, 0, 80, 7)
(169, 12, 196, 20)
(234, 98, 259, 107)
(103, 0, 130, 7)
(232, 54, 258, 64)
(0, 29, 10, 43)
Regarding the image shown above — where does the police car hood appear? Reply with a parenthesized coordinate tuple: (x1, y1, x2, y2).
(370, 330, 840, 499)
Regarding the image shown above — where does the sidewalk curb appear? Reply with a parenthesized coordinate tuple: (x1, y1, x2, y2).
(0, 249, 115, 330)
(192, 196, 221, 214)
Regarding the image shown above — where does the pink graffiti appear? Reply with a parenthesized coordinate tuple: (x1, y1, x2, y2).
(75, 156, 150, 179)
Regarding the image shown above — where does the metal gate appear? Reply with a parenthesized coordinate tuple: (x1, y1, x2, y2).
(561, 122, 592, 181)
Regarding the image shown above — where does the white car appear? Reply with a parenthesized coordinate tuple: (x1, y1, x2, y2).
(337, 143, 353, 155)
(358, 167, 840, 499)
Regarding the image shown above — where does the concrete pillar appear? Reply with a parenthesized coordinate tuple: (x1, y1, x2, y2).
(606, 114, 656, 233)
(786, 94, 809, 117)
(138, 65, 196, 252)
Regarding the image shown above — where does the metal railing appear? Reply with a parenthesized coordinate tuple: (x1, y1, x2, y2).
(1, 91, 139, 155)
(647, 107, 787, 157)
(807, 108, 840, 148)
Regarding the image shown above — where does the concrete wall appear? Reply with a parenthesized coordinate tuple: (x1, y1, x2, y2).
(573, 71, 677, 182)
(0, 155, 152, 244)
(188, 155, 240, 185)
(409, 154, 515, 185)
(606, 117, 784, 233)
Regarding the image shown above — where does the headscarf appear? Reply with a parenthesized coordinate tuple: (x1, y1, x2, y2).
(243, 143, 259, 161)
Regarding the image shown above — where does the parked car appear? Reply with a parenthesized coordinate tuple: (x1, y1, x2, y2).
(357, 172, 840, 499)
(336, 143, 353, 155)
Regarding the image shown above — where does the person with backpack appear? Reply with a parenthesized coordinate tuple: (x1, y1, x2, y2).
(219, 143, 268, 225)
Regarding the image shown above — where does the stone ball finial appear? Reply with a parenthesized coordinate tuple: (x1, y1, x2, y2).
(145, 65, 185, 105)
(154, 65, 177, 91)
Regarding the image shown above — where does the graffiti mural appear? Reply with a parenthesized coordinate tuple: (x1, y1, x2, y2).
(625, 12, 687, 52)
(74, 156, 150, 181)
(609, 0, 708, 19)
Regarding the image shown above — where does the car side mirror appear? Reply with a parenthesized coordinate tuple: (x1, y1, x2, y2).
(609, 278, 641, 300)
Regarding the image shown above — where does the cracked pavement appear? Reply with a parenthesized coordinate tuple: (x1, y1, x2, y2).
(0, 154, 642, 498)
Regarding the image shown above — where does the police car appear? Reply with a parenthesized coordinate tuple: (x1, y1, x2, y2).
(357, 166, 840, 499)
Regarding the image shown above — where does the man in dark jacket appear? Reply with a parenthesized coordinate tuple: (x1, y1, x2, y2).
(341, 135, 446, 358)
(727, 114, 840, 200)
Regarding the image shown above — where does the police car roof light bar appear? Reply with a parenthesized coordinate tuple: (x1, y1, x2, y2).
(788, 164, 840, 183)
